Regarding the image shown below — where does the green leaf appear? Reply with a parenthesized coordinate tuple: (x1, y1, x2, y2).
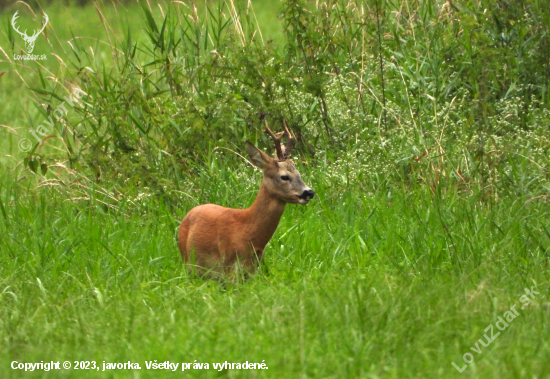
(28, 159, 37, 173)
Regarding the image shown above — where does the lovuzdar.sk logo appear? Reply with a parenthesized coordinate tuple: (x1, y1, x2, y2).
(11, 11, 48, 57)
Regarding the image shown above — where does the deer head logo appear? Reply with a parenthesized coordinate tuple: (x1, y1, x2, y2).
(11, 11, 49, 54)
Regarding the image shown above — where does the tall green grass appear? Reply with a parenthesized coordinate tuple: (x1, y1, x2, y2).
(1, 156, 549, 378)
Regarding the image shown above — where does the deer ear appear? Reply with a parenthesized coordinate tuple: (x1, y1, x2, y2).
(245, 141, 272, 169)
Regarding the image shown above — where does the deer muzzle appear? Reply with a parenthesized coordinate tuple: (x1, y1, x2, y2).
(297, 189, 315, 204)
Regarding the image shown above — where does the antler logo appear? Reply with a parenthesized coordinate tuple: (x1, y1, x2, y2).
(11, 11, 49, 54)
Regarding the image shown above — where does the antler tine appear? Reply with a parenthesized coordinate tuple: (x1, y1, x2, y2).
(264, 119, 284, 161)
(281, 119, 295, 159)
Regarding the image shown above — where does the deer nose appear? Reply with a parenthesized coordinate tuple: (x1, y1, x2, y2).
(300, 189, 315, 200)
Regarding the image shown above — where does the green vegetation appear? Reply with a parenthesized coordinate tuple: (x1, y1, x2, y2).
(1, 0, 549, 377)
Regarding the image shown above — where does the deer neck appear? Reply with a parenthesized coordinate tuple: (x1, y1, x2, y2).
(244, 181, 287, 249)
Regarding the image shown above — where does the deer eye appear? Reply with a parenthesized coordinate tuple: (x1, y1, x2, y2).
(280, 175, 290, 181)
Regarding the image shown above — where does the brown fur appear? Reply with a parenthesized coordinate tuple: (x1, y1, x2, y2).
(178, 141, 313, 277)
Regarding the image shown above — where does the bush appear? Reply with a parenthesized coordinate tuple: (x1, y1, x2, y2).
(15, 0, 550, 204)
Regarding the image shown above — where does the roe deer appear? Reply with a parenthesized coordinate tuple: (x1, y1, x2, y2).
(178, 120, 314, 277)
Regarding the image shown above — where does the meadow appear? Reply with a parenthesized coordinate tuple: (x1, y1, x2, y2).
(0, 0, 549, 378)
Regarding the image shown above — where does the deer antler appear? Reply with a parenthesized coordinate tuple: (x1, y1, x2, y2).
(264, 119, 285, 161)
(11, 11, 48, 37)
(281, 119, 295, 159)
(11, 11, 26, 38)
(264, 118, 295, 161)
(31, 13, 48, 38)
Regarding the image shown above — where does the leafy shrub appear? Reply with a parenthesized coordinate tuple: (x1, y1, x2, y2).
(15, 0, 550, 205)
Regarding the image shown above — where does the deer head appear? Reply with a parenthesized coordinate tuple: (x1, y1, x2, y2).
(246, 119, 314, 205)
(11, 11, 49, 54)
